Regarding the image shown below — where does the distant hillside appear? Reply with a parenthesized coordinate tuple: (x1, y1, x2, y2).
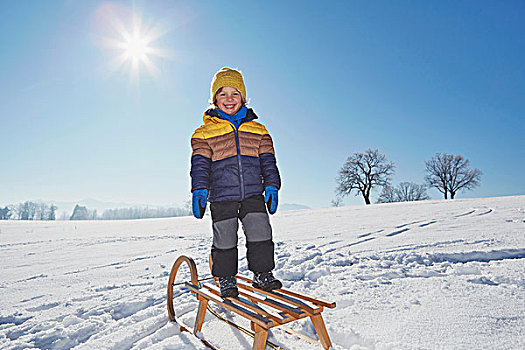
(50, 199, 309, 216)
(279, 203, 311, 211)
(50, 199, 179, 217)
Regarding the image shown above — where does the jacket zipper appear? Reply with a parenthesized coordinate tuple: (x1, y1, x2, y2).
(231, 124, 245, 200)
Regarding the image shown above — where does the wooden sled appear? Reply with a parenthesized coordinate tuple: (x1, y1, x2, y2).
(167, 255, 336, 350)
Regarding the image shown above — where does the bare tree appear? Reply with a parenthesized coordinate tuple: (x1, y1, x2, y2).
(336, 149, 395, 205)
(101, 206, 189, 220)
(331, 197, 343, 207)
(48, 205, 57, 220)
(376, 186, 396, 203)
(17, 202, 31, 220)
(0, 206, 12, 220)
(425, 153, 482, 199)
(397, 182, 430, 201)
(183, 197, 193, 216)
(38, 202, 48, 220)
(11, 201, 56, 220)
(28, 202, 38, 220)
(378, 182, 429, 203)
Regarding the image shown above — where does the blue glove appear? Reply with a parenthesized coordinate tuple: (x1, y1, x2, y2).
(264, 186, 278, 215)
(192, 189, 208, 219)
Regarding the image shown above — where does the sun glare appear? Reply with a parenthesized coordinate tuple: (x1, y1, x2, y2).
(96, 5, 172, 83)
(123, 34, 149, 62)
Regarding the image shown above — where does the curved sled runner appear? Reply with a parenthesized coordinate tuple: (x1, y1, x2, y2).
(167, 255, 336, 350)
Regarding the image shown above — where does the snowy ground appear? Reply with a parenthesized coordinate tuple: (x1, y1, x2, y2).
(1, 195, 524, 350)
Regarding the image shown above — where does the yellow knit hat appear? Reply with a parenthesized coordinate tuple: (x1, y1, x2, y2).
(211, 67, 246, 103)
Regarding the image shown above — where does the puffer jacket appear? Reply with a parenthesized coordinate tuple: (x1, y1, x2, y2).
(190, 108, 281, 202)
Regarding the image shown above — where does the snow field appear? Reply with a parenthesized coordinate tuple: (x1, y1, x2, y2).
(0, 195, 524, 349)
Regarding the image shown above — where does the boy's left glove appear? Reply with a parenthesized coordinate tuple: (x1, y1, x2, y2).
(264, 186, 278, 215)
(192, 189, 208, 219)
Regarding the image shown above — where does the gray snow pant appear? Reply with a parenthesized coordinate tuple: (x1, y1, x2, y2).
(210, 195, 275, 277)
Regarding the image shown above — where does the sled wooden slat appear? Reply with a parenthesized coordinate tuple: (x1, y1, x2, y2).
(211, 279, 306, 318)
(202, 282, 290, 324)
(236, 279, 322, 315)
(167, 255, 336, 350)
(185, 283, 273, 329)
(278, 288, 336, 308)
(236, 284, 307, 319)
(237, 274, 336, 308)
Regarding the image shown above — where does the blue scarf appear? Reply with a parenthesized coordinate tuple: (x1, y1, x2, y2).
(215, 106, 247, 129)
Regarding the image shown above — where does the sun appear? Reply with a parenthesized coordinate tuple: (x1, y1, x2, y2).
(123, 33, 149, 62)
(96, 5, 172, 83)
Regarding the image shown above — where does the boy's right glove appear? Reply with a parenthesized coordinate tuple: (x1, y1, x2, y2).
(264, 186, 278, 215)
(192, 189, 208, 219)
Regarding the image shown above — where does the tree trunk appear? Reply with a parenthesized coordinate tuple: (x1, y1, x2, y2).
(363, 194, 371, 205)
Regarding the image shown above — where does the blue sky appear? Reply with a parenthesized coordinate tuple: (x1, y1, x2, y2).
(1, 0, 524, 209)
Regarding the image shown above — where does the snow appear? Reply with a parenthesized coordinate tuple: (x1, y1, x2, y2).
(1, 195, 524, 349)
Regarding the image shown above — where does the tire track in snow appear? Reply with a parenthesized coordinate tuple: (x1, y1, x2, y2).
(347, 237, 376, 247)
(14, 274, 48, 284)
(358, 229, 384, 238)
(395, 220, 424, 229)
(383, 239, 484, 254)
(454, 209, 476, 218)
(419, 220, 437, 227)
(477, 209, 493, 216)
(386, 228, 410, 237)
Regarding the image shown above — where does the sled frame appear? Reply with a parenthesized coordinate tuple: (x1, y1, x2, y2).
(167, 255, 336, 350)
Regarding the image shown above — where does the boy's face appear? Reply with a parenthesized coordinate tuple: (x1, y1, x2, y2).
(215, 86, 243, 115)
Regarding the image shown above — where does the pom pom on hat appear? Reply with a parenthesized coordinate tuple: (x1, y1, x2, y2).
(211, 67, 246, 103)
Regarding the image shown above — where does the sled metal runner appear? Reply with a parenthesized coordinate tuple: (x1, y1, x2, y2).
(167, 255, 336, 350)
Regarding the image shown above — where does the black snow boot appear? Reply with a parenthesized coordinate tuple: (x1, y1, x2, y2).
(219, 276, 239, 298)
(252, 271, 282, 292)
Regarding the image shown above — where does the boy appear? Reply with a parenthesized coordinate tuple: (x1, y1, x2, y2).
(190, 67, 282, 297)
